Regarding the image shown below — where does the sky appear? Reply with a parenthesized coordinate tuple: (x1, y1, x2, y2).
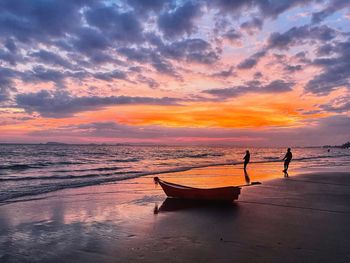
(0, 0, 349, 146)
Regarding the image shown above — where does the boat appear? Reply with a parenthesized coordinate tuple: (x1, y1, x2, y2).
(154, 177, 241, 202)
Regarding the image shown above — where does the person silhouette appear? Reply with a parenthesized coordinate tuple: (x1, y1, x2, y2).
(282, 148, 292, 175)
(243, 150, 250, 170)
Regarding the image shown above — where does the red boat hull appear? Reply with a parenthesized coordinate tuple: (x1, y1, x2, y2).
(154, 177, 241, 202)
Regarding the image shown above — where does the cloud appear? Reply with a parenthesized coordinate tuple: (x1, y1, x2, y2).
(4, 38, 17, 52)
(93, 70, 128, 81)
(284, 64, 303, 72)
(160, 38, 220, 64)
(267, 25, 337, 50)
(305, 39, 350, 94)
(21, 66, 66, 87)
(312, 0, 350, 23)
(136, 75, 160, 88)
(222, 28, 242, 44)
(16, 89, 180, 117)
(223, 29, 241, 40)
(151, 57, 179, 77)
(85, 5, 143, 43)
(0, 0, 88, 43)
(127, 0, 170, 13)
(0, 67, 17, 102)
(208, 0, 315, 19)
(319, 95, 350, 113)
(204, 79, 294, 98)
(157, 1, 202, 39)
(240, 17, 263, 34)
(72, 27, 110, 54)
(30, 50, 74, 69)
(211, 66, 235, 78)
(117, 46, 180, 76)
(237, 51, 267, 69)
(0, 49, 18, 66)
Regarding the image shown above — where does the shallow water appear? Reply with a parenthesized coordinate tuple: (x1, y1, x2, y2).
(0, 144, 349, 202)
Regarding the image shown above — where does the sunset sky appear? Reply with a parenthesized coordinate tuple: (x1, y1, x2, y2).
(0, 0, 349, 146)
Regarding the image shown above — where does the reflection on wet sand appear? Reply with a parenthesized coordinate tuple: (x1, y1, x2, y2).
(244, 170, 250, 184)
(154, 198, 238, 214)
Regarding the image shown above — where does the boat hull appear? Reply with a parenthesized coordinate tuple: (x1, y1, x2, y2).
(154, 177, 241, 202)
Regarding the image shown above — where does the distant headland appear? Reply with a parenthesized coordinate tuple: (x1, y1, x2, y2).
(323, 141, 350, 149)
(45, 142, 67, 145)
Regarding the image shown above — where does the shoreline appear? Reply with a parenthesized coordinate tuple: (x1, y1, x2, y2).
(2, 152, 350, 204)
(1, 164, 350, 262)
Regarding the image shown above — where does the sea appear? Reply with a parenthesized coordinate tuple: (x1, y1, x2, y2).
(1, 144, 350, 203)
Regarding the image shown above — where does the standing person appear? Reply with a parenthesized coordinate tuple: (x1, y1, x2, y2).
(282, 148, 292, 173)
(243, 150, 250, 170)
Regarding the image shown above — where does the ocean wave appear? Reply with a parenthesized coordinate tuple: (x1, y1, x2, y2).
(263, 156, 280, 160)
(111, 158, 140, 163)
(1, 151, 350, 203)
(0, 170, 141, 181)
(180, 153, 225, 158)
(53, 166, 125, 173)
(0, 161, 86, 171)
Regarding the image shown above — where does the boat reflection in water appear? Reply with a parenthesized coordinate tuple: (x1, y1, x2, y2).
(154, 198, 238, 214)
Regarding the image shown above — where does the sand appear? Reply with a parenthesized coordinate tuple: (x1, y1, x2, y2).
(1, 163, 350, 263)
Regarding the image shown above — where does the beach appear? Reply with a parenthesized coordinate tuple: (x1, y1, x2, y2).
(1, 162, 350, 263)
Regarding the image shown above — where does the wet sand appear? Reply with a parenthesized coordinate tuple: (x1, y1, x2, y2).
(1, 163, 350, 262)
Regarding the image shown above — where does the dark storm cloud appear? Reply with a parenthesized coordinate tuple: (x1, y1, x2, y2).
(204, 79, 294, 98)
(157, 1, 202, 39)
(237, 51, 267, 69)
(16, 90, 181, 118)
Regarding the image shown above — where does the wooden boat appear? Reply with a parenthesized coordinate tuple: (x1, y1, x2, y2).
(154, 177, 241, 202)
